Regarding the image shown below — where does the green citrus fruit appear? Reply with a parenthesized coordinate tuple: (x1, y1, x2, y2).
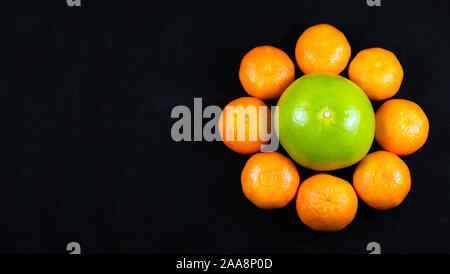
(275, 73, 375, 171)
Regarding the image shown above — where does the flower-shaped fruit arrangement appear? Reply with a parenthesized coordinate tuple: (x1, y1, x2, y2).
(219, 24, 429, 232)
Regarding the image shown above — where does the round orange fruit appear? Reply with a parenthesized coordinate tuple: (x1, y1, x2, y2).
(296, 174, 358, 232)
(353, 151, 411, 210)
(241, 152, 300, 209)
(239, 46, 295, 100)
(219, 97, 272, 154)
(349, 48, 403, 101)
(375, 99, 429, 155)
(295, 24, 351, 75)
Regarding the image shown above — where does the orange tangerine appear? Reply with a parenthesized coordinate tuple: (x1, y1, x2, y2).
(295, 24, 351, 75)
(349, 48, 403, 101)
(241, 152, 300, 209)
(353, 151, 411, 210)
(375, 99, 429, 155)
(218, 97, 271, 154)
(296, 174, 358, 232)
(239, 46, 295, 100)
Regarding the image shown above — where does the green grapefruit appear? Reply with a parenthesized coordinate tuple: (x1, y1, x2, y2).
(275, 73, 375, 171)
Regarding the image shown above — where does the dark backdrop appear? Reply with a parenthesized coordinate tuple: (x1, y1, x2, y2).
(0, 0, 449, 254)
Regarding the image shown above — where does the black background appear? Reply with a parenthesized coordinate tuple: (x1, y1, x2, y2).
(0, 0, 449, 254)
